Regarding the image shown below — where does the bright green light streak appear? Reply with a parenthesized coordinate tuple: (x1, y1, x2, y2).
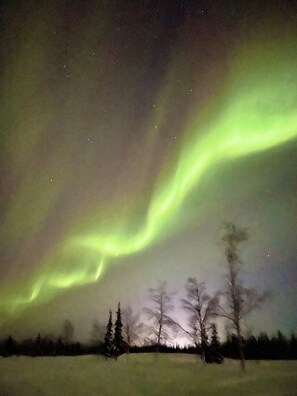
(6, 257, 106, 312)
(1, 36, 297, 314)
(76, 70, 297, 257)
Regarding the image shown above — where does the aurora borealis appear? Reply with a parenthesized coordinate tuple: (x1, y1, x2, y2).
(1, 1, 297, 339)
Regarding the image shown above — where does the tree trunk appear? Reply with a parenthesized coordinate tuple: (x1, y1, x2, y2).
(201, 348, 206, 365)
(195, 343, 200, 363)
(126, 335, 130, 357)
(156, 323, 162, 355)
(236, 324, 245, 371)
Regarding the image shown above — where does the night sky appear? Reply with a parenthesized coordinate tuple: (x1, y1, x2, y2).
(0, 0, 297, 342)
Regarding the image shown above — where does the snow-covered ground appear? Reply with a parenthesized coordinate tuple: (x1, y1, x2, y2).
(0, 354, 296, 396)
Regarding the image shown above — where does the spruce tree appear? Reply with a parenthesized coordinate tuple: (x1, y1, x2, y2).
(114, 303, 125, 359)
(210, 323, 220, 353)
(103, 310, 113, 359)
(205, 323, 224, 363)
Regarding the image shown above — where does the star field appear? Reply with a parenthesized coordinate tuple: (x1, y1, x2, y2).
(0, 0, 297, 339)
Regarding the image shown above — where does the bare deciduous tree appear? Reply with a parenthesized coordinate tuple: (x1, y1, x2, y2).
(62, 320, 74, 343)
(218, 223, 267, 371)
(90, 320, 105, 346)
(180, 278, 220, 364)
(122, 306, 144, 353)
(144, 281, 176, 354)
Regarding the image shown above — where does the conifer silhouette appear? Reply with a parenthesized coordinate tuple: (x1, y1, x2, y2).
(114, 303, 125, 359)
(103, 310, 113, 359)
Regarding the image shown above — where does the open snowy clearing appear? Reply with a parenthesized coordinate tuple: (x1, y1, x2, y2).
(0, 354, 296, 396)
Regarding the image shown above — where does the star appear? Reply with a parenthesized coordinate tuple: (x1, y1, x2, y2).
(1, 0, 297, 345)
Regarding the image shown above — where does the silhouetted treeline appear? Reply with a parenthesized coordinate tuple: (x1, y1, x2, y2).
(1, 330, 296, 360)
(0, 335, 104, 357)
(222, 331, 297, 360)
(130, 344, 195, 354)
(0, 335, 196, 357)
(129, 332, 297, 361)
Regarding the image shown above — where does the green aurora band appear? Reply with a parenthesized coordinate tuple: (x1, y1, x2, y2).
(1, 34, 297, 316)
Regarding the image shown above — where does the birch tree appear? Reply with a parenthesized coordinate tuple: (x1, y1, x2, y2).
(218, 223, 267, 371)
(181, 278, 219, 364)
(144, 281, 176, 354)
